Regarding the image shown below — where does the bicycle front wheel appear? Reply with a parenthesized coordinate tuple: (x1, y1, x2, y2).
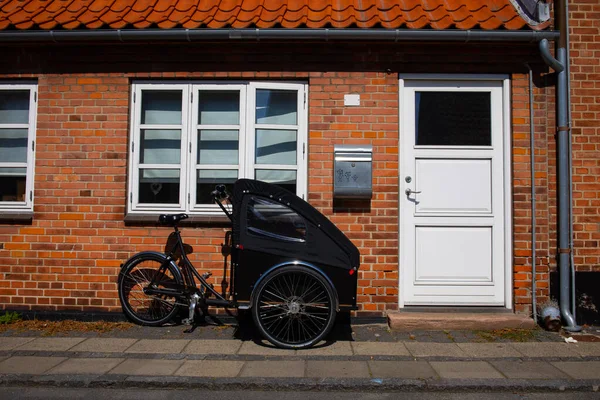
(252, 266, 337, 349)
(118, 253, 182, 326)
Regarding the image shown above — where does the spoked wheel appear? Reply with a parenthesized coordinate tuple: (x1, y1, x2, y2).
(252, 266, 337, 349)
(118, 253, 182, 326)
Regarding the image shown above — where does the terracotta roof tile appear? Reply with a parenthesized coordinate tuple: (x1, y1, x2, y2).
(0, 0, 550, 31)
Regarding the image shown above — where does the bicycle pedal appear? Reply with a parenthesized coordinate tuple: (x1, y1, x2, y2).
(182, 318, 194, 325)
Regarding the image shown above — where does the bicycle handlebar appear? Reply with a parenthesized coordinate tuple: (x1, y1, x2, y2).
(211, 184, 233, 222)
(211, 184, 229, 201)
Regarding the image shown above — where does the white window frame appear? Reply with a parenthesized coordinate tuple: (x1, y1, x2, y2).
(0, 83, 37, 213)
(128, 81, 308, 217)
(190, 83, 247, 214)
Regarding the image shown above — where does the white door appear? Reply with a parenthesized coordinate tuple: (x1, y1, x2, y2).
(400, 77, 510, 306)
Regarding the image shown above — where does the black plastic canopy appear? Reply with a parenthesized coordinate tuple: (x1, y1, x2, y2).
(232, 179, 360, 271)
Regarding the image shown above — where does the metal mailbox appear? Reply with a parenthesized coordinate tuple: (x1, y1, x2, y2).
(333, 145, 372, 199)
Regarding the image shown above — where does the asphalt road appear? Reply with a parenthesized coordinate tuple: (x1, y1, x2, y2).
(1, 388, 599, 400)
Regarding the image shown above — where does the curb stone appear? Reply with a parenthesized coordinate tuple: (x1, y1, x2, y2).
(1, 374, 599, 392)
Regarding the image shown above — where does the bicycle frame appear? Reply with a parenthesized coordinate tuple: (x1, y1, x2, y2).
(143, 192, 236, 324)
(146, 230, 233, 298)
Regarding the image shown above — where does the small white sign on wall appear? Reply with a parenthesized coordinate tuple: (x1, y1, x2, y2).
(344, 94, 360, 106)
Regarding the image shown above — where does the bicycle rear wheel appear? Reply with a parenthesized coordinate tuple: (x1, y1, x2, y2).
(118, 253, 182, 326)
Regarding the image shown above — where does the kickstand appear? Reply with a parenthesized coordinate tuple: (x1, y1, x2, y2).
(183, 307, 203, 333)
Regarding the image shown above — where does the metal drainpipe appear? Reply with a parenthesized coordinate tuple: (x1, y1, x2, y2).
(565, 0, 577, 322)
(555, 0, 580, 331)
(525, 63, 537, 324)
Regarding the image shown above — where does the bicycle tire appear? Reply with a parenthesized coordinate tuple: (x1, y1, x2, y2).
(252, 265, 337, 349)
(118, 252, 182, 326)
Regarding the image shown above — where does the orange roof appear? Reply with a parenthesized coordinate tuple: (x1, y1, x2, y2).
(0, 0, 545, 31)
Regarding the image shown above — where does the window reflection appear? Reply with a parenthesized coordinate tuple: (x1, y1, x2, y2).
(247, 196, 306, 243)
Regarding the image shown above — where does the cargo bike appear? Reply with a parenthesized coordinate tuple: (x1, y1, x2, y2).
(117, 179, 360, 349)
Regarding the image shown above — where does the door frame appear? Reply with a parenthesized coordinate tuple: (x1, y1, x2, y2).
(398, 74, 513, 309)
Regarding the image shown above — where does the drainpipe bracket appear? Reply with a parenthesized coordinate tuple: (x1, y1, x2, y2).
(558, 248, 571, 254)
(557, 126, 570, 132)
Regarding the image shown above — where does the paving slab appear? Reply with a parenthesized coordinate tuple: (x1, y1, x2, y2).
(238, 341, 297, 356)
(174, 360, 244, 377)
(69, 338, 138, 353)
(124, 339, 190, 354)
(405, 342, 468, 358)
(14, 337, 86, 352)
(352, 341, 410, 356)
(0, 337, 35, 351)
(240, 360, 305, 377)
(510, 343, 581, 358)
(368, 360, 438, 379)
(46, 357, 124, 375)
(108, 358, 184, 376)
(456, 343, 522, 358)
(183, 339, 241, 355)
(551, 361, 600, 380)
(569, 343, 600, 357)
(490, 360, 569, 380)
(0, 356, 67, 375)
(306, 360, 370, 378)
(430, 361, 505, 379)
(296, 340, 353, 356)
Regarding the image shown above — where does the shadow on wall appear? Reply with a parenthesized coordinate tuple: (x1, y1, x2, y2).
(332, 198, 371, 214)
(550, 271, 600, 325)
(0, 42, 544, 75)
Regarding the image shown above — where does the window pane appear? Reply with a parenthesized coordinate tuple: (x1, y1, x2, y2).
(256, 89, 297, 125)
(247, 196, 306, 242)
(255, 169, 296, 194)
(255, 129, 296, 165)
(415, 92, 491, 146)
(0, 129, 28, 163)
(138, 169, 180, 204)
(0, 91, 29, 124)
(198, 130, 239, 165)
(198, 91, 239, 125)
(141, 90, 182, 125)
(0, 167, 26, 202)
(140, 129, 181, 164)
(196, 169, 237, 204)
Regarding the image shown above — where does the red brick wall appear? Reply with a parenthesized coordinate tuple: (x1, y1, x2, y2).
(568, 0, 600, 274)
(511, 73, 552, 315)
(0, 67, 402, 314)
(0, 35, 595, 317)
(308, 72, 399, 314)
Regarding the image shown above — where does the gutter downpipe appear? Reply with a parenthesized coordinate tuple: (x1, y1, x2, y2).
(565, 0, 577, 323)
(525, 63, 537, 325)
(539, 1, 580, 331)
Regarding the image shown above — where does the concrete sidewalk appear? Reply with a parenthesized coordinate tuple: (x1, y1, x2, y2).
(1, 335, 599, 392)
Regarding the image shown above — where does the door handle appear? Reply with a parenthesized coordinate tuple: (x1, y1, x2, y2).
(405, 188, 422, 196)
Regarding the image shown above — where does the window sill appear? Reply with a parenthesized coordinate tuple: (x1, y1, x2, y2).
(124, 212, 231, 225)
(0, 210, 33, 223)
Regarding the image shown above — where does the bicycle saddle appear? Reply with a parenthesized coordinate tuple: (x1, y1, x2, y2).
(158, 213, 189, 225)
